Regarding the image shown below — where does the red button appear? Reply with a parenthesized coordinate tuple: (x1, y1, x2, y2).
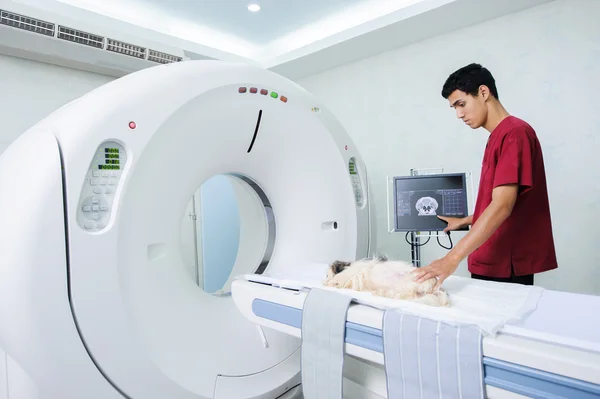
(238, 87, 247, 93)
(260, 89, 268, 95)
(250, 87, 257, 93)
(129, 121, 136, 129)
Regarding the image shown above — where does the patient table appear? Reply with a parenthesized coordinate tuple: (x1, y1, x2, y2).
(232, 265, 600, 399)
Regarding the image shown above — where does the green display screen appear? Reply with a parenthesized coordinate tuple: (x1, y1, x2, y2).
(99, 147, 121, 170)
(349, 160, 357, 175)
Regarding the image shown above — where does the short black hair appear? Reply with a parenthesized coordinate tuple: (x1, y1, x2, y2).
(441, 63, 499, 100)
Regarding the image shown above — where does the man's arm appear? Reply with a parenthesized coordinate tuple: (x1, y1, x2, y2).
(462, 215, 474, 226)
(445, 184, 517, 264)
(413, 184, 519, 288)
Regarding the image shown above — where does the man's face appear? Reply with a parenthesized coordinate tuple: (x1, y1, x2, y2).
(447, 89, 487, 129)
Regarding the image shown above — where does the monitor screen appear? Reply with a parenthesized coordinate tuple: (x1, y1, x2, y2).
(393, 173, 468, 232)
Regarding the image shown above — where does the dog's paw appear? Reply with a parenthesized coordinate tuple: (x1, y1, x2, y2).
(433, 289, 450, 306)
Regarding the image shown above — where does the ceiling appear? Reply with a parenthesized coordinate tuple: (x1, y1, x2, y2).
(49, 0, 428, 60)
(6, 0, 555, 79)
(138, 0, 369, 46)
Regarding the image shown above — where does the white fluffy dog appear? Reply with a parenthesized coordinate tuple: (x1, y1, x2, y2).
(323, 255, 449, 307)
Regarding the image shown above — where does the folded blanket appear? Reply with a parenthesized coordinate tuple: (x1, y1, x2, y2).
(383, 309, 485, 399)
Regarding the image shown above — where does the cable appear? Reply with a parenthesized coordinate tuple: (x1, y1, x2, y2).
(405, 231, 430, 247)
(405, 231, 454, 250)
(437, 231, 453, 250)
(406, 230, 453, 269)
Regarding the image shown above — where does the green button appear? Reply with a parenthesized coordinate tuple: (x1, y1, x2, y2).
(271, 92, 278, 98)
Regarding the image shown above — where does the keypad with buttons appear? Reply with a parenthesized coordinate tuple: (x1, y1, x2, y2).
(77, 141, 127, 232)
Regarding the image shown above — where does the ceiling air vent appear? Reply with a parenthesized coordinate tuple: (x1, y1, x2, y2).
(106, 38, 146, 59)
(57, 26, 104, 49)
(148, 49, 183, 64)
(0, 9, 55, 37)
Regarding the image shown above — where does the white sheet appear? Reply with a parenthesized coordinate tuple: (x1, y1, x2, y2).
(502, 289, 600, 353)
(241, 262, 544, 337)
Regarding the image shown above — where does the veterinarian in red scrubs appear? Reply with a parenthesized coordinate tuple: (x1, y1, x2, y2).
(414, 63, 558, 289)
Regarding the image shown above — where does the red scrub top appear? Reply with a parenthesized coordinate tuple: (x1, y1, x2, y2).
(468, 116, 558, 278)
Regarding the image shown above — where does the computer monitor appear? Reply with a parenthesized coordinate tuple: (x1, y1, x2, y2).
(393, 173, 469, 232)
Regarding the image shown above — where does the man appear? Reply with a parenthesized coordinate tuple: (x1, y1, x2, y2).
(413, 63, 558, 289)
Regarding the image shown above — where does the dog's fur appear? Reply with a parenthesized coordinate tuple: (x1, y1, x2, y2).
(324, 255, 449, 307)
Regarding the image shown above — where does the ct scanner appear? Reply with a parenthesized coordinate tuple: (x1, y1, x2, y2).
(0, 60, 373, 398)
(1, 60, 599, 399)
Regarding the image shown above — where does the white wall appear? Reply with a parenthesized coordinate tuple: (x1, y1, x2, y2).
(297, 0, 600, 295)
(0, 54, 114, 154)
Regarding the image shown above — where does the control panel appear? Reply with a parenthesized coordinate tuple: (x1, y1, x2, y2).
(77, 141, 128, 232)
(348, 157, 365, 207)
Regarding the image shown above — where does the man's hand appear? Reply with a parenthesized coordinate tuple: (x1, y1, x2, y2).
(437, 215, 471, 233)
(412, 255, 460, 290)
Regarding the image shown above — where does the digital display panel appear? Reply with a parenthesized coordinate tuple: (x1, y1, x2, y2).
(349, 159, 357, 175)
(393, 173, 468, 232)
(99, 148, 121, 170)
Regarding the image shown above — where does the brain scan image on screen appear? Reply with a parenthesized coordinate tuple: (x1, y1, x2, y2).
(416, 196, 439, 216)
